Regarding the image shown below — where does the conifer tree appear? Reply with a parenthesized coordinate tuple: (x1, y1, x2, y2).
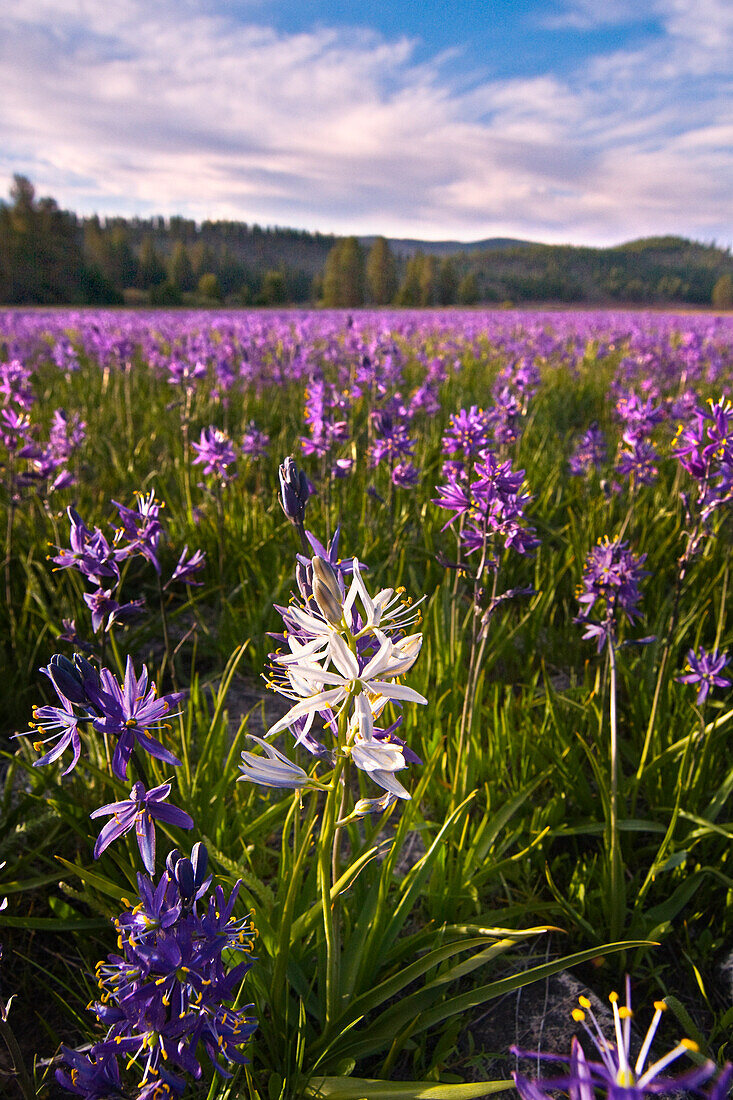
(366, 236, 398, 304)
(322, 237, 366, 307)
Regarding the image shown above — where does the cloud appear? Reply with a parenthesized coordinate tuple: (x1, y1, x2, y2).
(0, 0, 730, 245)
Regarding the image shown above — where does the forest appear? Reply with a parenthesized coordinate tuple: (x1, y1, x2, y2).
(1, 175, 732, 308)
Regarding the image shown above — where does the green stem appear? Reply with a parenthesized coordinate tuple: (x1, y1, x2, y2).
(182, 389, 194, 523)
(607, 634, 624, 943)
(318, 751, 345, 1029)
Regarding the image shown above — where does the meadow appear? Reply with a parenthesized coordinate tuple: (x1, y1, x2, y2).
(0, 306, 731, 1100)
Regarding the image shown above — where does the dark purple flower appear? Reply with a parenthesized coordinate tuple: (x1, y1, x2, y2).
(279, 455, 311, 524)
(111, 489, 164, 574)
(51, 507, 120, 587)
(615, 434, 659, 486)
(392, 461, 419, 489)
(91, 780, 193, 874)
(55, 1046, 124, 1099)
(58, 844, 256, 1097)
(88, 656, 183, 780)
(26, 692, 82, 774)
(677, 646, 731, 704)
(83, 588, 145, 633)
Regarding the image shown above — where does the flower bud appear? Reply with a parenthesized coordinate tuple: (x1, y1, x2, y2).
(311, 556, 343, 627)
(278, 456, 310, 524)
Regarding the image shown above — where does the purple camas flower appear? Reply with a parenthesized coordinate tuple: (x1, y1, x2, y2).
(487, 385, 522, 446)
(88, 656, 183, 780)
(0, 358, 34, 410)
(191, 426, 238, 482)
(442, 406, 491, 462)
(301, 376, 350, 457)
(615, 391, 665, 442)
(569, 423, 606, 477)
(27, 691, 82, 774)
(279, 455, 311, 525)
(167, 356, 207, 389)
(614, 433, 659, 486)
(241, 419, 270, 459)
(512, 978, 716, 1099)
(165, 544, 206, 588)
(677, 646, 731, 705)
(91, 779, 193, 874)
(575, 537, 648, 651)
(51, 507, 120, 587)
(391, 461, 419, 489)
(23, 654, 182, 780)
(111, 489, 164, 574)
(673, 396, 733, 522)
(0, 406, 33, 452)
(82, 588, 145, 634)
(57, 844, 257, 1098)
(434, 451, 538, 565)
(49, 408, 86, 460)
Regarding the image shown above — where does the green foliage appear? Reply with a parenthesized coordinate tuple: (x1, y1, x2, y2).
(712, 273, 733, 309)
(258, 269, 288, 306)
(322, 238, 366, 307)
(197, 271, 224, 301)
(457, 272, 478, 305)
(366, 237, 398, 305)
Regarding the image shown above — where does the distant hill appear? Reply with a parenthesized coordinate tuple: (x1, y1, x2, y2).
(359, 236, 535, 258)
(450, 236, 733, 306)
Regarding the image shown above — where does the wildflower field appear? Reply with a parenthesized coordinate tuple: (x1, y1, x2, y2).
(0, 307, 732, 1100)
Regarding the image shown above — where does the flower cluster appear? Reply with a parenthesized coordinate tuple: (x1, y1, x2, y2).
(0, 357, 85, 497)
(51, 494, 205, 635)
(569, 423, 607, 478)
(434, 451, 538, 567)
(23, 653, 192, 868)
(241, 529, 425, 809)
(575, 537, 648, 651)
(368, 398, 418, 489)
(57, 844, 257, 1099)
(673, 397, 733, 523)
(300, 376, 352, 478)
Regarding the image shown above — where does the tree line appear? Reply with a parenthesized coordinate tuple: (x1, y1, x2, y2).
(1, 176, 732, 308)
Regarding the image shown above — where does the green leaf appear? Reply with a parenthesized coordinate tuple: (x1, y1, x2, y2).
(305, 1077, 513, 1100)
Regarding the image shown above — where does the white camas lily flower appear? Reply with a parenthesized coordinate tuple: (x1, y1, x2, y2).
(238, 735, 314, 789)
(282, 556, 424, 648)
(267, 630, 426, 741)
(343, 560, 425, 637)
(349, 731, 411, 799)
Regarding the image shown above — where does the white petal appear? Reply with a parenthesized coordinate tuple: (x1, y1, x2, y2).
(365, 681, 428, 705)
(267, 689, 345, 735)
(330, 633, 360, 679)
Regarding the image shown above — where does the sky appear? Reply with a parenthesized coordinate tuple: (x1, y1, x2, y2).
(0, 0, 731, 246)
